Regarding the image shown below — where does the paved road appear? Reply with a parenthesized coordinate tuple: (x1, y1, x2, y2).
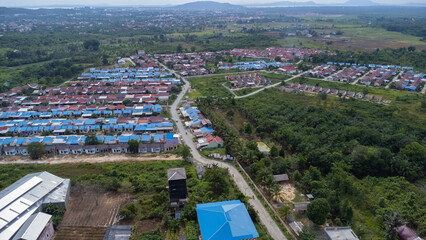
(154, 58, 288, 240)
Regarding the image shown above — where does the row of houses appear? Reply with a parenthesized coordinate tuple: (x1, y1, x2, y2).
(279, 83, 383, 102)
(326, 62, 415, 70)
(0, 105, 164, 119)
(0, 119, 174, 137)
(1, 133, 179, 156)
(395, 71, 425, 91)
(225, 73, 271, 88)
(360, 68, 396, 86)
(79, 67, 171, 80)
(307, 65, 338, 77)
(218, 60, 285, 71)
(155, 52, 214, 76)
(230, 47, 333, 62)
(179, 105, 224, 150)
(328, 66, 367, 82)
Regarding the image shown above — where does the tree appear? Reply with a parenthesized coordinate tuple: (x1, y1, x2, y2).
(127, 139, 139, 154)
(182, 145, 191, 160)
(275, 56, 282, 62)
(270, 183, 282, 202)
(28, 142, 45, 160)
(293, 170, 302, 182)
(299, 226, 317, 240)
(177, 45, 183, 53)
(270, 145, 278, 158)
(119, 181, 135, 194)
(244, 123, 253, 135)
(83, 39, 100, 51)
(204, 166, 230, 196)
(85, 135, 98, 145)
(339, 199, 353, 224)
(307, 198, 330, 225)
(123, 99, 132, 106)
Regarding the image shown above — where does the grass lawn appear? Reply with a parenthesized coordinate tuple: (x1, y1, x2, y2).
(188, 75, 233, 98)
(200, 147, 226, 158)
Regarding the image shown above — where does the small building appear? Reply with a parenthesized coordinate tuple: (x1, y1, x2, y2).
(257, 142, 270, 154)
(167, 168, 188, 205)
(103, 225, 132, 240)
(12, 212, 54, 240)
(396, 225, 423, 240)
(196, 200, 259, 240)
(324, 227, 359, 240)
(294, 202, 310, 212)
(273, 174, 289, 183)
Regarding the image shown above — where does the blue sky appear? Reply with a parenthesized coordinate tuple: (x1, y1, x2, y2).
(1, 0, 425, 7)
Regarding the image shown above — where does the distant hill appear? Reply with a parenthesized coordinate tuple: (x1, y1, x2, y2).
(404, 2, 426, 7)
(340, 0, 379, 6)
(174, 1, 244, 10)
(256, 1, 319, 7)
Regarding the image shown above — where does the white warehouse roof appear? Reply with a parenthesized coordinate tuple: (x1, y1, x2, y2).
(0, 171, 70, 240)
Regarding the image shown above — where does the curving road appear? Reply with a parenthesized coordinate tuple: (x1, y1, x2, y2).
(155, 59, 288, 240)
(232, 72, 305, 99)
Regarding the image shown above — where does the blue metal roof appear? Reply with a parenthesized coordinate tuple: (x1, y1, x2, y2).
(196, 200, 259, 240)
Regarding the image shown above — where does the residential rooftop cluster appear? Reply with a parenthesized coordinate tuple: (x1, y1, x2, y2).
(328, 66, 367, 82)
(155, 51, 217, 76)
(225, 72, 271, 88)
(218, 60, 286, 71)
(179, 105, 224, 150)
(324, 62, 426, 92)
(78, 67, 172, 80)
(280, 82, 384, 102)
(360, 68, 396, 86)
(230, 47, 335, 61)
(0, 105, 164, 119)
(1, 132, 179, 156)
(395, 71, 425, 91)
(2, 80, 181, 108)
(307, 64, 338, 77)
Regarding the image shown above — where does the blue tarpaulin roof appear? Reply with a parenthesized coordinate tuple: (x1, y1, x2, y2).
(196, 200, 259, 240)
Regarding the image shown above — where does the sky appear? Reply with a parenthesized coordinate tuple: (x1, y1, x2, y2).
(1, 0, 425, 7)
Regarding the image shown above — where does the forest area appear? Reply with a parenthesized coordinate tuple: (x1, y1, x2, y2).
(194, 88, 425, 239)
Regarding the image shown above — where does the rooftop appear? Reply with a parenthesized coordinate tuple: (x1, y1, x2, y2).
(167, 168, 187, 181)
(0, 171, 70, 240)
(196, 200, 259, 240)
(325, 227, 359, 240)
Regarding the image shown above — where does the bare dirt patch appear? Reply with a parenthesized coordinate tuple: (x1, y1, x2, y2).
(54, 191, 129, 240)
(0, 153, 183, 165)
(61, 191, 128, 227)
(279, 183, 296, 202)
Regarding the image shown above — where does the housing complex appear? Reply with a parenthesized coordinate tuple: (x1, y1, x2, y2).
(179, 105, 224, 150)
(225, 73, 271, 88)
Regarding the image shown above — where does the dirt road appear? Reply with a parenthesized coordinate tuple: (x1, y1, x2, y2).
(0, 154, 182, 165)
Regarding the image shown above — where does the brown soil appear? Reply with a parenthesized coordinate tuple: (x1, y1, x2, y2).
(54, 191, 129, 240)
(0, 153, 183, 165)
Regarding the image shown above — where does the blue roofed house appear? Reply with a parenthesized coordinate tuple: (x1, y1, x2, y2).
(196, 200, 259, 240)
